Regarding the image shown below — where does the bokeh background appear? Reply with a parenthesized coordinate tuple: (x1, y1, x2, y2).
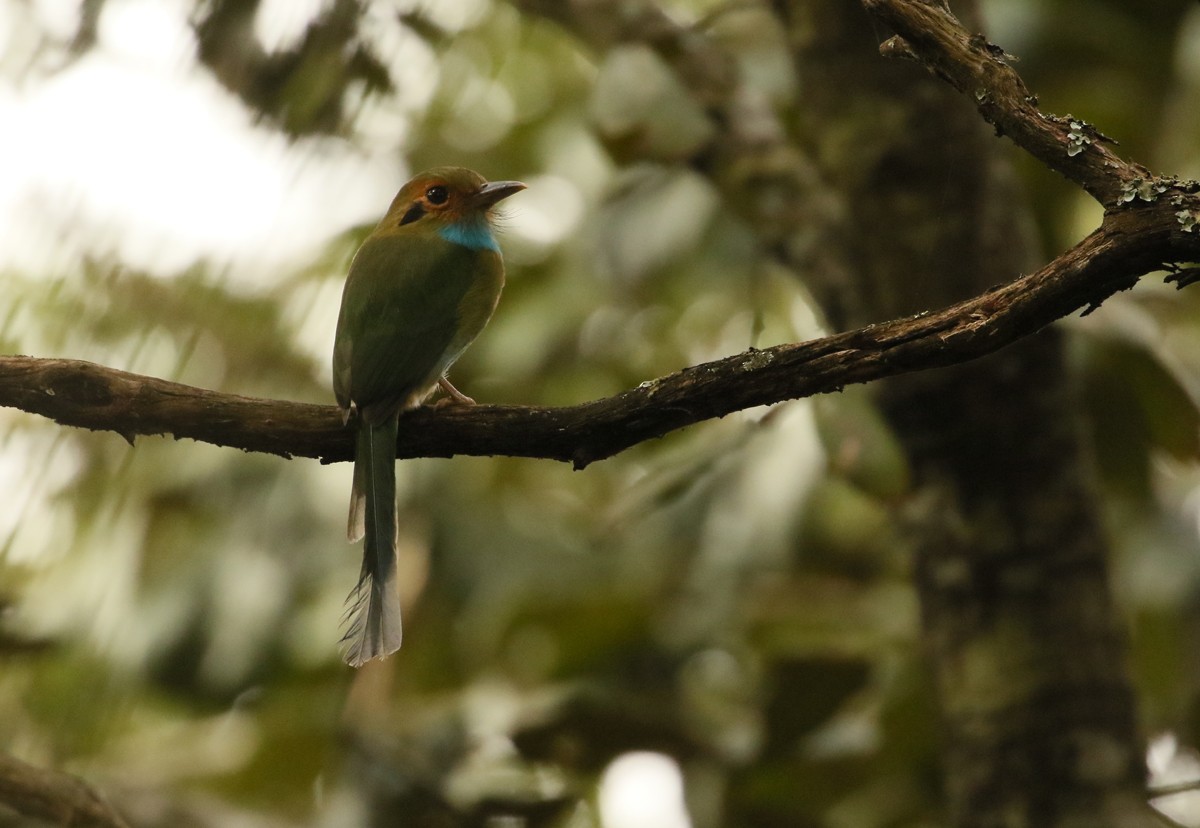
(1, 0, 1200, 826)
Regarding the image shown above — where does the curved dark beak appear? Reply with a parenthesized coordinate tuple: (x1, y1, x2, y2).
(475, 180, 526, 208)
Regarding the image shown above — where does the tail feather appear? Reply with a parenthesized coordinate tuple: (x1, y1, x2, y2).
(341, 416, 403, 666)
(347, 457, 366, 542)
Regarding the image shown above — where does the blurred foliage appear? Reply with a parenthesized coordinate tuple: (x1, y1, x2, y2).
(194, 0, 394, 137)
(0, 0, 1199, 827)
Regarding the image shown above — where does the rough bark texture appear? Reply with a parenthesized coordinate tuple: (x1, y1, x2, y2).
(779, 0, 1156, 824)
(893, 342, 1150, 826)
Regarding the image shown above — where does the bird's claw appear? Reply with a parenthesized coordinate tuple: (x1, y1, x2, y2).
(435, 377, 476, 407)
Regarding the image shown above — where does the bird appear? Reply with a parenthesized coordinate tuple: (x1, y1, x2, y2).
(332, 166, 525, 667)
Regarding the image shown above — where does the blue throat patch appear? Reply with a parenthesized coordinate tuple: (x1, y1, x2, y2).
(438, 218, 499, 253)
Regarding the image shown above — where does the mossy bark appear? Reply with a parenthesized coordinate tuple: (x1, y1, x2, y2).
(777, 0, 1156, 824)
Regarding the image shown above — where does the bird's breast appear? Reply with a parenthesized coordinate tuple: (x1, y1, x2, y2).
(451, 252, 505, 351)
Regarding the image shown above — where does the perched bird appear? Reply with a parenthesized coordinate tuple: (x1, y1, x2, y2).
(332, 167, 525, 667)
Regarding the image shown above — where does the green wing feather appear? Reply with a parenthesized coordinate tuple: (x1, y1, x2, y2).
(334, 229, 502, 421)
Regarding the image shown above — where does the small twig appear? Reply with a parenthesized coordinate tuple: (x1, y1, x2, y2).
(1165, 265, 1200, 290)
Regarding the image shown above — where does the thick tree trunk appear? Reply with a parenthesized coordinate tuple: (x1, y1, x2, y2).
(775, 0, 1156, 824)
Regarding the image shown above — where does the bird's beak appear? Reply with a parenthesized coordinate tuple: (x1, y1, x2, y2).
(474, 180, 526, 208)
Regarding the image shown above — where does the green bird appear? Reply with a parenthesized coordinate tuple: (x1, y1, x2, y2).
(333, 166, 525, 667)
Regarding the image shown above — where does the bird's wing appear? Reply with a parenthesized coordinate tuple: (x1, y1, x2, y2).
(333, 232, 495, 419)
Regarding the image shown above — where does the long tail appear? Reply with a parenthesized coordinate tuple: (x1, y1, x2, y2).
(341, 415, 403, 666)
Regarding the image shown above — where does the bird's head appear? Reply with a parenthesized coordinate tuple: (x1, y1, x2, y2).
(382, 167, 526, 249)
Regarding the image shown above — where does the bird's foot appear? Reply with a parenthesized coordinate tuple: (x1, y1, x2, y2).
(434, 377, 476, 407)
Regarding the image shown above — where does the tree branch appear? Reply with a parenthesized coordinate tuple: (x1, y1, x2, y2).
(863, 0, 1152, 206)
(0, 751, 129, 828)
(2, 200, 1196, 470)
(3, 0, 1199, 470)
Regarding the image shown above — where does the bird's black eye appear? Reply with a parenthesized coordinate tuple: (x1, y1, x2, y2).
(425, 185, 449, 205)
